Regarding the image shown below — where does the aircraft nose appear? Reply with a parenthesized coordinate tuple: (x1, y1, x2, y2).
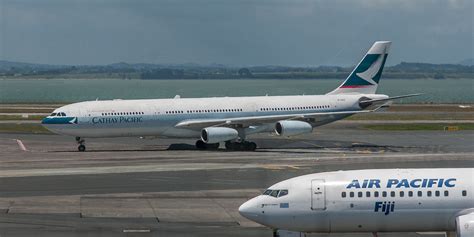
(239, 198, 260, 221)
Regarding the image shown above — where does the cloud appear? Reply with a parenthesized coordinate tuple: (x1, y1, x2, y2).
(0, 0, 472, 65)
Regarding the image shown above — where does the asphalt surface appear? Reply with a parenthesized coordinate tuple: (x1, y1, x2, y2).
(0, 127, 472, 237)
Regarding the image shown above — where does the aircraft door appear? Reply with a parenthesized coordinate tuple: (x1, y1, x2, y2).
(311, 179, 326, 210)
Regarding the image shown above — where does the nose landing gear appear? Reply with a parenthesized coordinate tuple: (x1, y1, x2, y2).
(75, 137, 86, 152)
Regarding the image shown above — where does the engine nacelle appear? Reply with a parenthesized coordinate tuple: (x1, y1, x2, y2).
(201, 127, 239, 144)
(457, 212, 474, 237)
(275, 121, 312, 137)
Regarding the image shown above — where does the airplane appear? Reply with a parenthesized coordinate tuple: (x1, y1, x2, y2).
(239, 168, 474, 237)
(41, 41, 420, 152)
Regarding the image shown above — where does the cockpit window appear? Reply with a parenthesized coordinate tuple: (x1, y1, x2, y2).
(263, 189, 288, 198)
(278, 190, 288, 197)
(270, 190, 280, 198)
(50, 112, 67, 117)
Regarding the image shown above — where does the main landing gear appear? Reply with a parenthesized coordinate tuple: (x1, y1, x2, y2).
(225, 141, 257, 151)
(195, 140, 219, 150)
(195, 127, 257, 151)
(76, 137, 86, 152)
(194, 140, 257, 151)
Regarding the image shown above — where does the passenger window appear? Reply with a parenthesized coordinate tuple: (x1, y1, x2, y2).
(427, 191, 432, 197)
(435, 191, 440, 197)
(263, 190, 272, 195)
(408, 191, 413, 197)
(278, 190, 288, 197)
(341, 192, 346, 198)
(462, 190, 467, 196)
(444, 191, 449, 197)
(366, 191, 371, 197)
(270, 190, 280, 198)
(350, 192, 354, 198)
(400, 191, 404, 197)
(382, 191, 387, 197)
(390, 191, 395, 197)
(358, 192, 363, 198)
(418, 191, 422, 197)
(374, 191, 379, 197)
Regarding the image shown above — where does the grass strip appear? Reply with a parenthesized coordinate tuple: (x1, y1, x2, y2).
(348, 113, 473, 120)
(0, 115, 46, 121)
(0, 124, 52, 134)
(364, 123, 474, 131)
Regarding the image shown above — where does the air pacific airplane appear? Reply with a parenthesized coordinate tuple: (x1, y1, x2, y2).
(42, 41, 419, 151)
(239, 168, 474, 237)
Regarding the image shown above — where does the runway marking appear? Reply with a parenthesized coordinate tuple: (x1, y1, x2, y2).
(0, 152, 471, 178)
(262, 165, 300, 170)
(123, 229, 151, 233)
(15, 139, 28, 151)
(0, 163, 264, 178)
(278, 152, 474, 161)
(262, 165, 285, 170)
(300, 141, 325, 149)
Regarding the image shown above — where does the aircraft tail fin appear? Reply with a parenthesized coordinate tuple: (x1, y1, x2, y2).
(328, 41, 391, 95)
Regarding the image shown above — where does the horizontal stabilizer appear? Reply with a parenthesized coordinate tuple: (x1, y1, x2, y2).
(361, 93, 422, 103)
(359, 93, 422, 108)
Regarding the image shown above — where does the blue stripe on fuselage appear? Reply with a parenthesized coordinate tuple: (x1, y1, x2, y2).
(41, 117, 77, 125)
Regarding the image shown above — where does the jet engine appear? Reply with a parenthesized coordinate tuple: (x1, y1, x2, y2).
(456, 212, 474, 237)
(275, 120, 312, 136)
(201, 127, 239, 144)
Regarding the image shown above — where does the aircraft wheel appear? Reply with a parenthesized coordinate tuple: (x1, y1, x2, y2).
(207, 143, 219, 149)
(225, 141, 256, 151)
(247, 142, 257, 151)
(195, 140, 207, 150)
(225, 141, 233, 150)
(78, 144, 86, 152)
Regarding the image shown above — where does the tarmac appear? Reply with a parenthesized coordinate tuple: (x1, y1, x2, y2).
(0, 125, 472, 237)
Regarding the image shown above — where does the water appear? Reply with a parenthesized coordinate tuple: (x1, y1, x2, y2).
(0, 79, 472, 104)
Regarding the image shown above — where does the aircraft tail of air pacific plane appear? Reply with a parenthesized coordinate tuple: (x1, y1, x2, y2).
(328, 41, 391, 95)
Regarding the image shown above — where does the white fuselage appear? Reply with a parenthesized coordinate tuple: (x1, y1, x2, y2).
(42, 93, 386, 138)
(239, 168, 474, 233)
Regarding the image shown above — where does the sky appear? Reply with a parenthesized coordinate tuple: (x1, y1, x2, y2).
(0, 0, 472, 66)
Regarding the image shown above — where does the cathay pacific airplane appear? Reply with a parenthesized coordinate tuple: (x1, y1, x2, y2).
(239, 168, 474, 237)
(42, 41, 419, 151)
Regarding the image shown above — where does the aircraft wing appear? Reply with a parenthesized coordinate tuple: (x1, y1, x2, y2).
(174, 109, 375, 129)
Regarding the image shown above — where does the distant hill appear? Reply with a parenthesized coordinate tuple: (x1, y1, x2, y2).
(387, 62, 473, 73)
(0, 60, 472, 79)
